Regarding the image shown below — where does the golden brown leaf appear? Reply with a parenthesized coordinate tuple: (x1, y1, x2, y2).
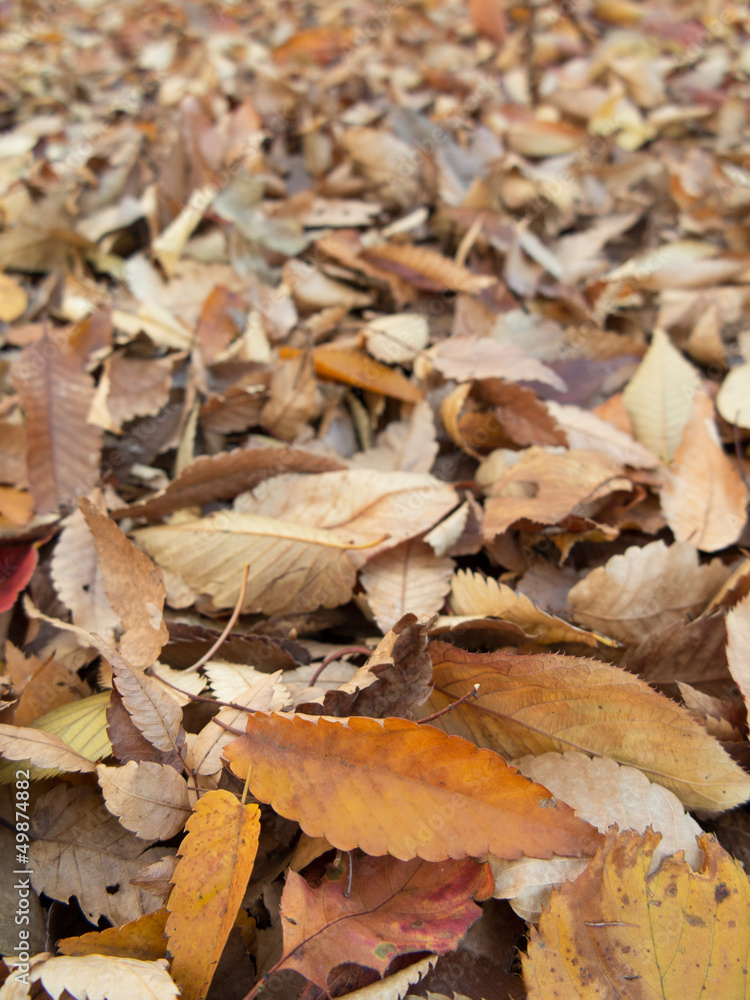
(361, 243, 495, 294)
(166, 791, 260, 1000)
(224, 713, 601, 862)
(425, 642, 750, 812)
(58, 909, 168, 960)
(524, 828, 750, 999)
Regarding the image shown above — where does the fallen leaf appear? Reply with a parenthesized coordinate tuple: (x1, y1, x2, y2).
(429, 339, 565, 390)
(225, 712, 601, 862)
(58, 909, 169, 961)
(166, 791, 260, 1000)
(568, 539, 732, 645)
(350, 400, 438, 474)
(364, 313, 429, 365)
(0, 543, 37, 614)
(660, 390, 747, 551)
(361, 540, 454, 633)
(361, 244, 495, 294)
(97, 761, 191, 841)
(622, 329, 701, 461)
(0, 725, 97, 774)
(32, 954, 178, 1000)
(524, 828, 750, 1000)
(425, 642, 750, 812)
(275, 853, 492, 990)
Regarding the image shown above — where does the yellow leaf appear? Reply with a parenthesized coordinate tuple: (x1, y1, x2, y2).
(166, 790, 260, 1000)
(58, 909, 168, 960)
(524, 828, 750, 999)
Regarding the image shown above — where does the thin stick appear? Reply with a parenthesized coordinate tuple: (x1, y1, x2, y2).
(240, 767, 253, 807)
(309, 646, 373, 686)
(345, 851, 354, 898)
(417, 684, 480, 725)
(183, 563, 250, 673)
(212, 717, 248, 738)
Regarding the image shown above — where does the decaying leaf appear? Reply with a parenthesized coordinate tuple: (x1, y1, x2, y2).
(225, 712, 601, 862)
(524, 828, 750, 1000)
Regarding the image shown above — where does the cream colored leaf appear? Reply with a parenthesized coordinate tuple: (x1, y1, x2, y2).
(234, 470, 457, 556)
(545, 401, 660, 470)
(204, 664, 285, 708)
(568, 539, 732, 645)
(350, 401, 438, 474)
(428, 338, 565, 390)
(491, 750, 703, 921)
(717, 363, 750, 429)
(0, 725, 97, 773)
(134, 511, 362, 615)
(364, 313, 429, 365)
(450, 569, 605, 648)
(360, 540, 454, 633)
(30, 785, 165, 925)
(726, 592, 750, 720)
(660, 390, 747, 551)
(148, 664, 206, 708)
(112, 658, 185, 756)
(332, 955, 437, 1000)
(97, 762, 191, 841)
(33, 954, 178, 1000)
(622, 328, 700, 461)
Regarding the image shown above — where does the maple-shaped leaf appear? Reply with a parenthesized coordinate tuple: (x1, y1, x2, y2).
(425, 642, 750, 812)
(166, 790, 260, 1000)
(273, 852, 493, 991)
(224, 713, 601, 862)
(524, 828, 750, 1000)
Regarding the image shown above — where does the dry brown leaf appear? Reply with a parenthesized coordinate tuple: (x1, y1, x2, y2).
(80, 498, 168, 668)
(726, 592, 750, 721)
(260, 352, 318, 442)
(363, 313, 429, 365)
(97, 761, 192, 841)
(622, 329, 701, 462)
(13, 332, 103, 513)
(135, 511, 362, 615)
(568, 539, 733, 645)
(361, 243, 496, 294)
(361, 540, 454, 634)
(660, 390, 748, 551)
(545, 401, 661, 470)
(30, 784, 166, 924)
(425, 642, 750, 812)
(450, 569, 607, 648)
(108, 648, 186, 757)
(483, 448, 632, 539)
(89, 354, 174, 433)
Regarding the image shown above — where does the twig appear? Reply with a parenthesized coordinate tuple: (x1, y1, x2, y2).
(417, 684, 480, 725)
(309, 646, 373, 686)
(183, 563, 251, 673)
(212, 717, 248, 738)
(144, 666, 259, 715)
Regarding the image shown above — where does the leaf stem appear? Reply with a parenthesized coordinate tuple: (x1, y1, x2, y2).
(309, 646, 373, 686)
(183, 563, 251, 673)
(417, 684, 480, 725)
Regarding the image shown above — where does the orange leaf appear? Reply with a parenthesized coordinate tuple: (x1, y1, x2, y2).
(280, 345, 423, 402)
(224, 713, 600, 862)
(166, 790, 260, 1000)
(524, 828, 750, 1000)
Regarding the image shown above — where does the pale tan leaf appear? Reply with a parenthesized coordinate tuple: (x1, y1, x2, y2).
(51, 499, 119, 642)
(335, 955, 437, 1000)
(491, 750, 703, 921)
(90, 354, 174, 433)
(350, 401, 438, 474)
(30, 785, 165, 924)
(109, 653, 185, 757)
(450, 569, 606, 648)
(234, 469, 458, 556)
(361, 541, 454, 633)
(364, 313, 429, 365)
(660, 390, 747, 551)
(13, 334, 103, 513)
(568, 539, 733, 645)
(148, 664, 207, 708)
(0, 272, 28, 321)
(423, 497, 484, 558)
(32, 954, 178, 1000)
(545, 401, 660, 470)
(80, 498, 168, 668)
(483, 448, 632, 539)
(622, 329, 701, 461)
(134, 511, 361, 615)
(260, 353, 317, 442)
(429, 338, 565, 390)
(717, 363, 750, 429)
(0, 724, 97, 773)
(726, 592, 750, 721)
(204, 664, 285, 709)
(97, 762, 191, 841)
(362, 243, 495, 294)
